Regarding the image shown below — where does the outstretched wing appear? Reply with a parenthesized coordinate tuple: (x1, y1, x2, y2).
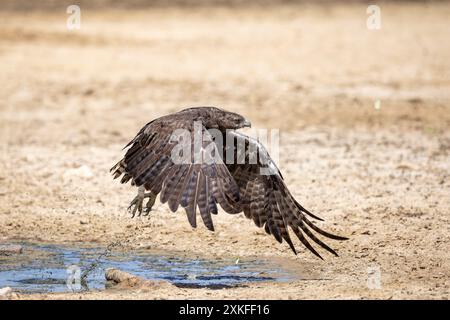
(111, 115, 241, 231)
(225, 131, 348, 258)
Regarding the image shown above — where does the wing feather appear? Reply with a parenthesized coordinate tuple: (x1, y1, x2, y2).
(225, 131, 347, 258)
(197, 171, 214, 231)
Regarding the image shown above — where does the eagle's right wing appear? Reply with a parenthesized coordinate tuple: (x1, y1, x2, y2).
(225, 131, 348, 258)
(111, 116, 241, 231)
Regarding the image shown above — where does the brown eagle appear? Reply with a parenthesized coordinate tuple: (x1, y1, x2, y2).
(111, 107, 347, 258)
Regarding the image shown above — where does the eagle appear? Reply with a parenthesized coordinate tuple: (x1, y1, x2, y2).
(111, 107, 347, 258)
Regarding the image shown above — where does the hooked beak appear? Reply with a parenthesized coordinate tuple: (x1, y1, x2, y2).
(242, 119, 252, 128)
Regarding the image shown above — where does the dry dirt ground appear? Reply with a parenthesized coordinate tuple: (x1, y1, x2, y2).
(0, 1, 449, 299)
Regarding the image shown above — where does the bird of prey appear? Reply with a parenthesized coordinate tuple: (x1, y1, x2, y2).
(111, 107, 347, 258)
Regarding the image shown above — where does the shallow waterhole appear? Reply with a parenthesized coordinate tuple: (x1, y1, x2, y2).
(0, 243, 301, 293)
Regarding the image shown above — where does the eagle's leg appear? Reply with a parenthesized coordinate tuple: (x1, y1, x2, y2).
(125, 186, 149, 218)
(128, 186, 157, 218)
(128, 186, 144, 218)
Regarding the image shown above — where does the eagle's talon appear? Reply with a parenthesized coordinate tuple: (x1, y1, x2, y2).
(137, 202, 143, 217)
(143, 205, 151, 216)
(128, 200, 141, 218)
(127, 186, 145, 218)
(127, 187, 156, 218)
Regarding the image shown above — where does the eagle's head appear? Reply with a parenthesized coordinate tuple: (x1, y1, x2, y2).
(214, 108, 251, 130)
(178, 106, 251, 130)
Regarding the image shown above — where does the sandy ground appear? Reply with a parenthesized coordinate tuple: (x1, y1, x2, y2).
(0, 1, 449, 299)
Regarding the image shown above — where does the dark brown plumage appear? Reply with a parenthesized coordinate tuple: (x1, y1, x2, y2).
(111, 107, 347, 258)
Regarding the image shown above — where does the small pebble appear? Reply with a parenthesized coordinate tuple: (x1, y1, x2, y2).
(0, 244, 23, 256)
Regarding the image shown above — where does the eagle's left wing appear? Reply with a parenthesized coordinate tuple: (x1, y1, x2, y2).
(225, 131, 348, 258)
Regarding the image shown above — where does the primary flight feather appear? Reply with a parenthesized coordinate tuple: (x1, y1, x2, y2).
(111, 107, 347, 258)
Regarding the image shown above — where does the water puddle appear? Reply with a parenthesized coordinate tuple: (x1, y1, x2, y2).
(0, 243, 298, 293)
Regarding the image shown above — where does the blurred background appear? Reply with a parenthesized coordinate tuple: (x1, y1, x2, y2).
(0, 0, 449, 299)
(1, 0, 449, 144)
